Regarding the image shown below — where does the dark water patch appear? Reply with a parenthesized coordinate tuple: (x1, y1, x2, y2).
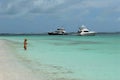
(13, 52, 78, 80)
(56, 78, 79, 80)
(50, 40, 104, 46)
(35, 64, 73, 75)
(79, 48, 94, 51)
(69, 41, 104, 45)
(49, 38, 66, 41)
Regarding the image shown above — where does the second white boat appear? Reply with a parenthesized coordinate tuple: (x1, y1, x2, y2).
(77, 25, 95, 36)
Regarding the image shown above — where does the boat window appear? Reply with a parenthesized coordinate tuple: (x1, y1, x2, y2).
(84, 31, 89, 32)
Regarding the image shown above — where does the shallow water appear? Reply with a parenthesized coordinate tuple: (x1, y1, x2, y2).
(0, 34, 120, 80)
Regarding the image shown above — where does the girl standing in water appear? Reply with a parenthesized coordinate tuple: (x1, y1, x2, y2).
(24, 39, 27, 50)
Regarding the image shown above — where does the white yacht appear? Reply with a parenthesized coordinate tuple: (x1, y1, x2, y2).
(48, 28, 67, 35)
(77, 25, 95, 36)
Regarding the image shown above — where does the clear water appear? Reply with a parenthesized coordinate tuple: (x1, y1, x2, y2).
(1, 34, 120, 80)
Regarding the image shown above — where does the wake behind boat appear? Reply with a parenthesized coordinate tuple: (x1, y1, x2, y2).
(77, 25, 95, 36)
(48, 28, 68, 35)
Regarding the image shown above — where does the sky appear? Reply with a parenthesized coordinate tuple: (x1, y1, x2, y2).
(0, 0, 120, 33)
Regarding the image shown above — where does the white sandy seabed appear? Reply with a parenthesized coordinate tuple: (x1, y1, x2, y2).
(0, 39, 46, 80)
(0, 40, 78, 80)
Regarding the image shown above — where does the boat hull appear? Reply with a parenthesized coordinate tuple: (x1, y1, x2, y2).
(78, 32, 95, 36)
(48, 32, 68, 35)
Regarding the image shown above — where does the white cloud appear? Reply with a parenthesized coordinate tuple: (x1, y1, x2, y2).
(0, 0, 65, 16)
(0, 0, 120, 17)
(33, 0, 64, 9)
(0, 0, 32, 16)
(80, 0, 112, 8)
(30, 0, 65, 13)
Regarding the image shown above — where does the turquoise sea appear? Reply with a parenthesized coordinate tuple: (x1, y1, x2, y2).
(0, 33, 120, 80)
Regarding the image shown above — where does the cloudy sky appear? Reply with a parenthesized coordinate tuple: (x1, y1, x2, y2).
(0, 0, 120, 33)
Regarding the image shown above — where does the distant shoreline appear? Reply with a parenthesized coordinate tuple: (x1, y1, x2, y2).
(0, 32, 120, 36)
